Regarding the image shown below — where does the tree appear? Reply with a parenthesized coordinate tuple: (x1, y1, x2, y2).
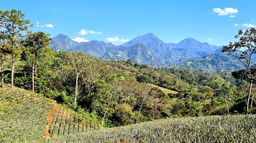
(222, 28, 256, 113)
(23, 32, 51, 93)
(81, 57, 104, 96)
(232, 69, 256, 108)
(66, 52, 88, 104)
(0, 44, 5, 87)
(0, 9, 31, 87)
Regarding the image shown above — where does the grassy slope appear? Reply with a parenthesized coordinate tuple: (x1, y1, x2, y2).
(50, 115, 256, 143)
(149, 84, 178, 95)
(0, 87, 101, 143)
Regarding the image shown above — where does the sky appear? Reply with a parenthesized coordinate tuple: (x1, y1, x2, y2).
(0, 0, 256, 46)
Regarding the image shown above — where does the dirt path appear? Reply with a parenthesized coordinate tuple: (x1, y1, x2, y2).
(45, 101, 58, 138)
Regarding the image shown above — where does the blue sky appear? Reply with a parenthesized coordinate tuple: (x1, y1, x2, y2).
(0, 0, 255, 45)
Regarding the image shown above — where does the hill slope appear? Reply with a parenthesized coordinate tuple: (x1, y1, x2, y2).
(0, 87, 102, 142)
(176, 53, 243, 72)
(49, 115, 256, 142)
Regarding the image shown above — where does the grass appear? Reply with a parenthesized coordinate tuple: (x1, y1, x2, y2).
(49, 115, 256, 143)
(149, 84, 178, 95)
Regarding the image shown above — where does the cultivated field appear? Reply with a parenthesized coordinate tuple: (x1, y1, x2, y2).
(0, 87, 52, 142)
(50, 115, 256, 143)
(0, 87, 102, 143)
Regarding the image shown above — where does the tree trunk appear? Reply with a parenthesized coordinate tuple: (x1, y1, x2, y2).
(1, 63, 4, 88)
(11, 55, 15, 88)
(102, 94, 113, 126)
(250, 82, 254, 108)
(136, 96, 145, 123)
(246, 80, 253, 113)
(32, 62, 35, 93)
(75, 73, 79, 104)
(102, 107, 108, 126)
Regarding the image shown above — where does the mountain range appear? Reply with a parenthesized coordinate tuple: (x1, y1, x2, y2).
(52, 33, 242, 72)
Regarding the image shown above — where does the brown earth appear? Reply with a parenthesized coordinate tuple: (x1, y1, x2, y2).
(44, 101, 58, 138)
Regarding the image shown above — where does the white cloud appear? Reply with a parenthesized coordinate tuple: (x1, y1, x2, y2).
(107, 37, 129, 44)
(213, 8, 238, 17)
(242, 23, 256, 28)
(79, 29, 102, 35)
(234, 24, 239, 26)
(45, 24, 54, 28)
(36, 22, 54, 28)
(72, 37, 89, 43)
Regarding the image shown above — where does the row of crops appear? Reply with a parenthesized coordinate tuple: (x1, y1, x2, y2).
(0, 87, 103, 143)
(0, 87, 52, 143)
(49, 105, 102, 138)
(49, 115, 256, 143)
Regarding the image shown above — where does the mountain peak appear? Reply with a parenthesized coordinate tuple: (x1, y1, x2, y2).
(122, 33, 165, 51)
(53, 33, 70, 39)
(179, 38, 201, 43)
(135, 33, 160, 41)
(141, 32, 157, 38)
(52, 33, 78, 51)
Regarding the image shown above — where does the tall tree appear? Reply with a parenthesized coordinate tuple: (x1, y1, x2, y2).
(23, 32, 51, 93)
(0, 14, 7, 87)
(222, 28, 256, 113)
(0, 9, 31, 87)
(0, 43, 5, 87)
(66, 52, 88, 104)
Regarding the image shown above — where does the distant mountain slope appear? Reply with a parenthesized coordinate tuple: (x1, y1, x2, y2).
(122, 33, 170, 53)
(71, 40, 115, 57)
(176, 53, 243, 72)
(120, 34, 220, 65)
(170, 38, 220, 60)
(103, 43, 162, 66)
(52, 34, 79, 51)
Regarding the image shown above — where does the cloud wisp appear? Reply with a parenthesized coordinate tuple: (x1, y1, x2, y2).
(107, 37, 129, 44)
(36, 22, 54, 28)
(79, 29, 102, 35)
(234, 23, 256, 28)
(72, 37, 89, 43)
(242, 23, 256, 28)
(213, 8, 238, 17)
